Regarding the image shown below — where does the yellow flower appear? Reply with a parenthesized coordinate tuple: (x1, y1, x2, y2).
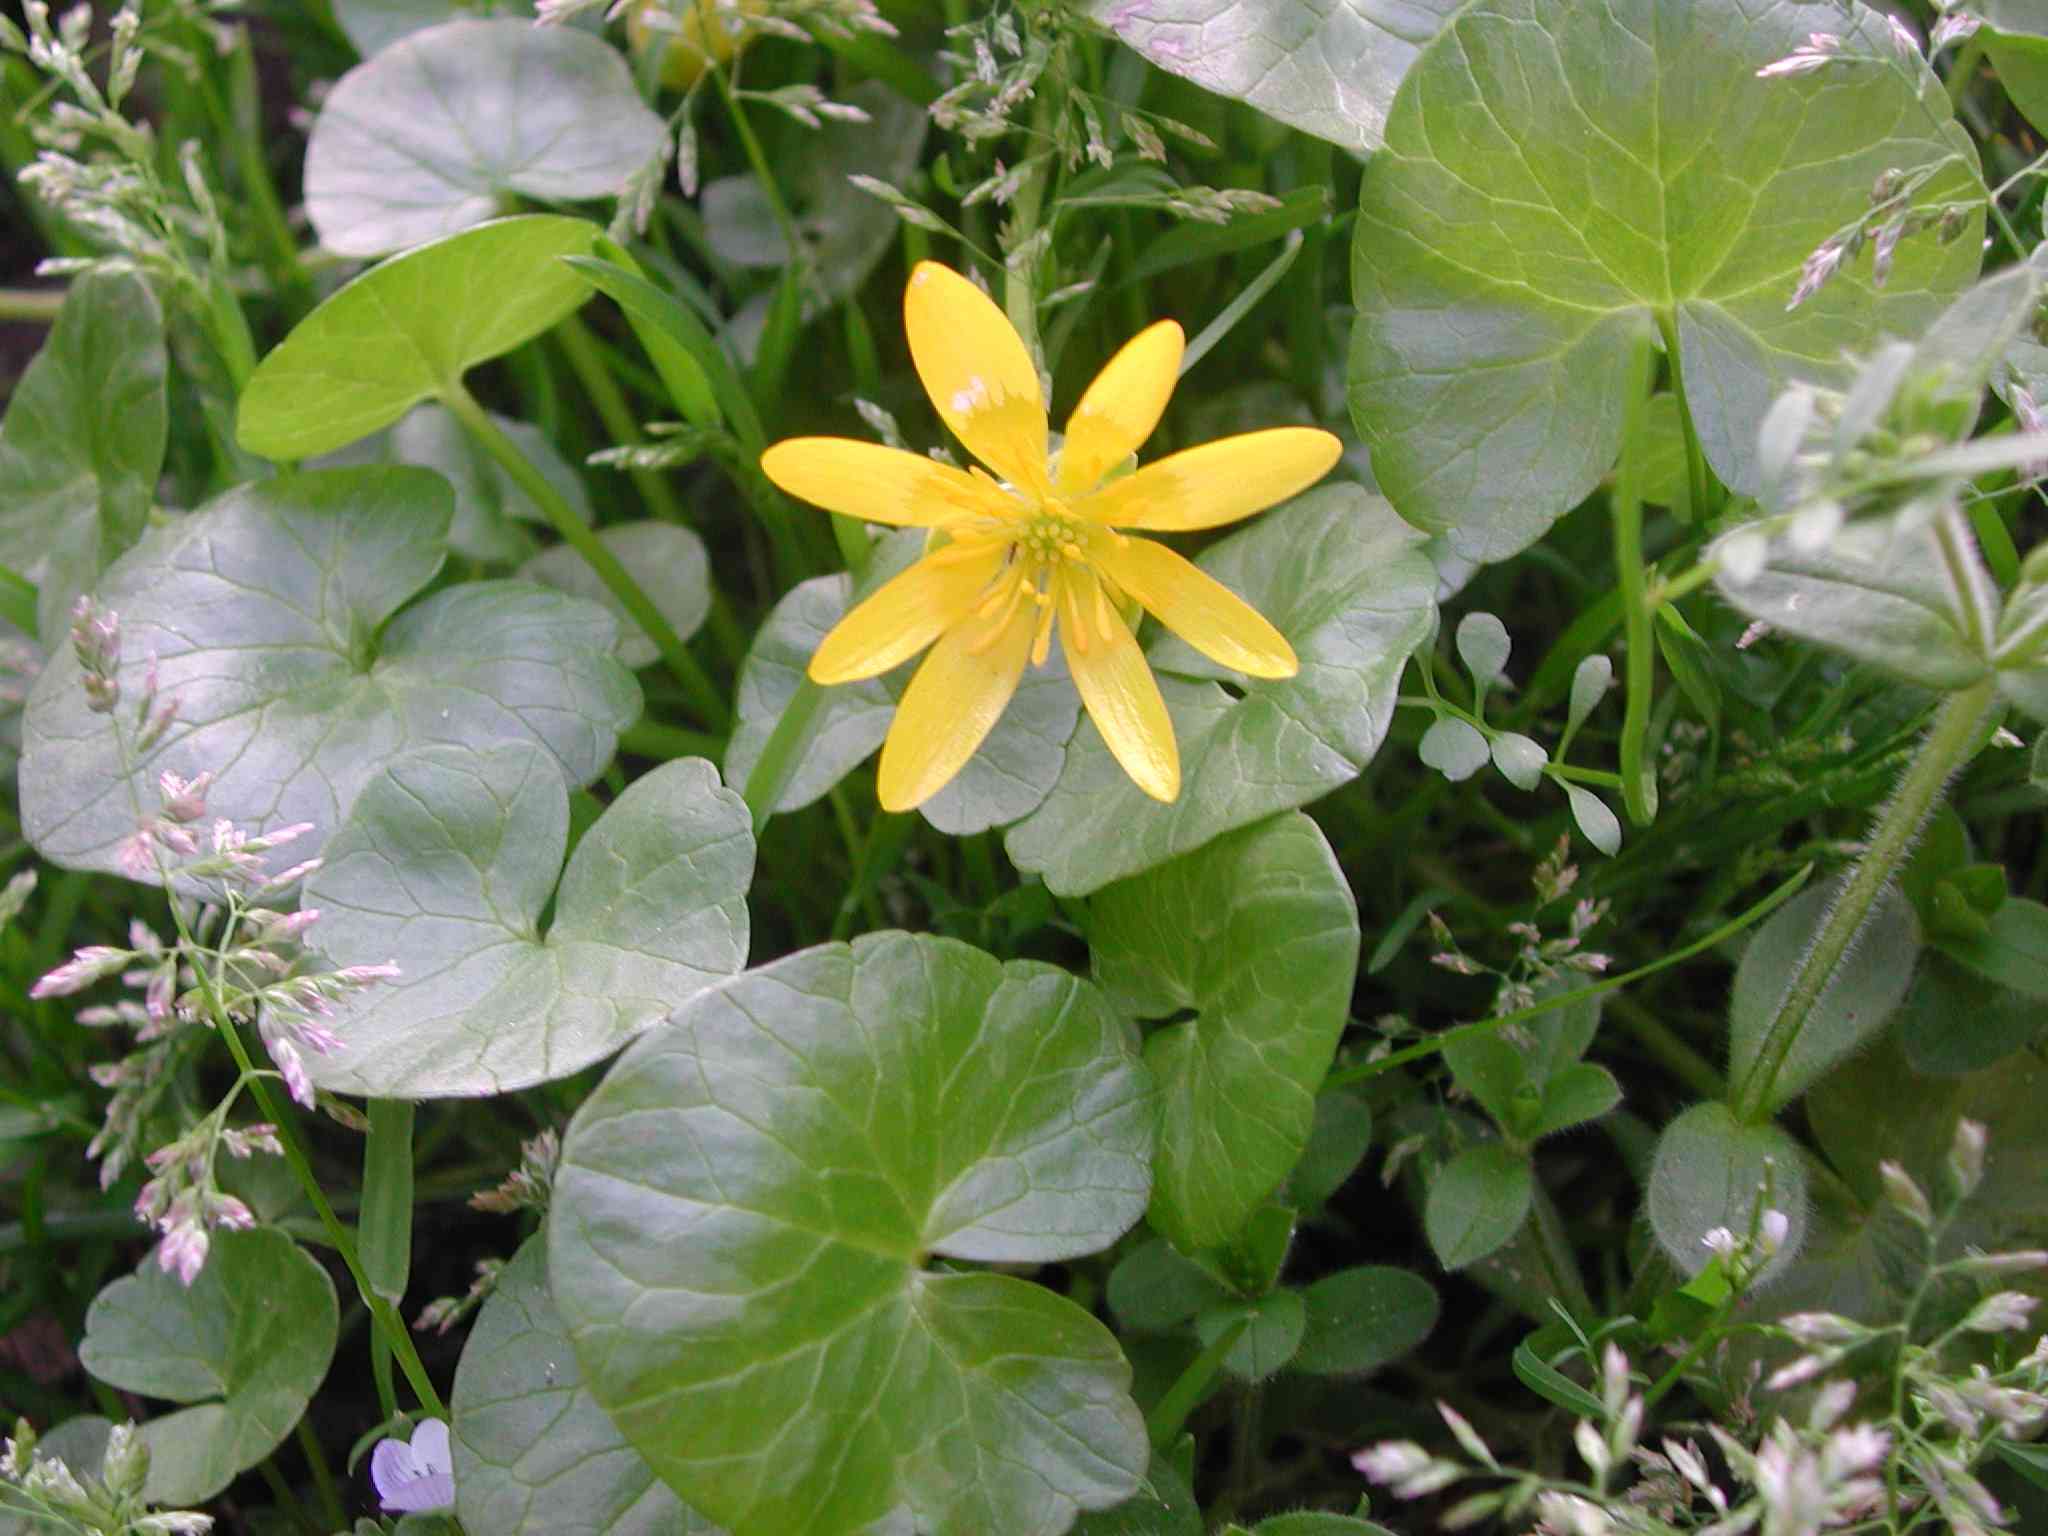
(759, 261, 1343, 812)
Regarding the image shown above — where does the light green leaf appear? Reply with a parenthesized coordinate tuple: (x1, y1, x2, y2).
(1424, 1142, 1533, 1270)
(305, 19, 663, 257)
(1932, 896, 2048, 998)
(330, 0, 539, 58)
(1646, 1101, 1809, 1279)
(1988, 33, 2048, 137)
(304, 744, 750, 1098)
(1348, 0, 1979, 562)
(549, 931, 1157, 1536)
(1455, 612, 1510, 685)
(1090, 812, 1359, 1251)
(1898, 951, 2044, 1076)
(1194, 1289, 1306, 1381)
(0, 269, 165, 646)
(79, 1229, 338, 1506)
(723, 537, 1080, 836)
(523, 522, 711, 670)
(1729, 881, 1919, 1112)
(1418, 717, 1487, 782)
(1084, 0, 1461, 154)
(1565, 784, 1621, 856)
(453, 1236, 721, 1536)
(1490, 732, 1548, 791)
(316, 402, 591, 566)
(238, 215, 601, 460)
(19, 470, 638, 883)
(1440, 1033, 1526, 1130)
(1713, 516, 1987, 689)
(1009, 486, 1436, 895)
(1292, 1266, 1439, 1376)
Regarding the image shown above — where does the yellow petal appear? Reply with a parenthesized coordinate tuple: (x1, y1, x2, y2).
(1057, 320, 1183, 494)
(1078, 428, 1343, 532)
(809, 544, 1006, 685)
(1092, 535, 1297, 679)
(1059, 570, 1179, 802)
(760, 438, 1016, 527)
(904, 261, 1051, 495)
(877, 596, 1037, 811)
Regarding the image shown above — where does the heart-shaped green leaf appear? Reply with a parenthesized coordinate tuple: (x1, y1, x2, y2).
(453, 1235, 721, 1536)
(1292, 1266, 1439, 1376)
(316, 402, 591, 566)
(304, 743, 750, 1098)
(19, 470, 638, 882)
(1715, 508, 1997, 695)
(1898, 951, 2044, 1076)
(1423, 1141, 1532, 1270)
(1527, 1063, 1622, 1138)
(0, 268, 165, 645)
(238, 215, 600, 460)
(1348, 0, 1979, 562)
(1729, 880, 1920, 1112)
(305, 19, 664, 257)
(549, 931, 1157, 1536)
(1083, 0, 1461, 153)
(1090, 812, 1360, 1251)
(723, 534, 1080, 835)
(1647, 1101, 1809, 1279)
(1008, 485, 1436, 895)
(79, 1229, 338, 1506)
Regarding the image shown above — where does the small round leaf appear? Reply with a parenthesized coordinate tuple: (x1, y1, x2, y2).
(1647, 1101, 1808, 1280)
(1293, 1266, 1440, 1376)
(1423, 1142, 1533, 1271)
(1419, 718, 1488, 782)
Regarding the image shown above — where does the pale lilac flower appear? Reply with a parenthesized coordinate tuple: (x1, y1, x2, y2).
(158, 770, 213, 823)
(1787, 239, 1846, 310)
(1882, 13, 1920, 59)
(1756, 32, 1842, 78)
(156, 1202, 209, 1286)
(1962, 1292, 2037, 1333)
(1931, 12, 1981, 50)
(370, 1419, 455, 1513)
(30, 945, 130, 999)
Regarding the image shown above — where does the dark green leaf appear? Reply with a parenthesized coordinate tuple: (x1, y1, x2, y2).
(1349, 0, 1978, 561)
(1897, 950, 2044, 1076)
(1091, 812, 1360, 1251)
(1423, 1142, 1533, 1270)
(522, 521, 711, 670)
(1292, 1266, 1439, 1376)
(79, 1229, 338, 1505)
(1194, 1290, 1307, 1381)
(1528, 1063, 1622, 1138)
(1107, 1238, 1232, 1334)
(550, 932, 1157, 1536)
(1932, 897, 2048, 998)
(1281, 1089, 1374, 1213)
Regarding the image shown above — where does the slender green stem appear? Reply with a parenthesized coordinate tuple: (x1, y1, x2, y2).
(255, 1454, 316, 1535)
(0, 287, 64, 323)
(712, 69, 803, 257)
(1002, 85, 1062, 360)
(554, 314, 693, 529)
(296, 1415, 347, 1533)
(1613, 336, 1659, 827)
(742, 676, 826, 831)
(621, 719, 726, 761)
(1732, 679, 1997, 1122)
(1654, 309, 1709, 522)
(200, 272, 259, 395)
(442, 378, 730, 731)
(1323, 864, 1812, 1092)
(1146, 1317, 1248, 1450)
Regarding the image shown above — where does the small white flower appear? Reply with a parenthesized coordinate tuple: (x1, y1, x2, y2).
(370, 1418, 455, 1513)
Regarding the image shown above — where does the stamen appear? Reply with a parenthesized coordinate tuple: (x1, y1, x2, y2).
(1094, 581, 1118, 643)
(1030, 590, 1056, 667)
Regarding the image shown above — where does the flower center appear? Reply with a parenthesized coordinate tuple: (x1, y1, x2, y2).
(1014, 500, 1087, 567)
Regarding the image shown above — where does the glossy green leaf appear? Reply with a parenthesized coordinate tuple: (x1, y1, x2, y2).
(1348, 0, 1978, 562)
(316, 402, 591, 566)
(1989, 33, 2048, 137)
(1490, 732, 1548, 790)
(568, 246, 746, 440)
(1091, 812, 1359, 1251)
(1084, 0, 1460, 153)
(305, 19, 663, 257)
(1897, 950, 2044, 1076)
(1281, 1088, 1374, 1212)
(1194, 1290, 1306, 1381)
(1565, 784, 1622, 856)
(453, 1236, 721, 1536)
(523, 522, 711, 670)
(305, 744, 751, 1098)
(238, 215, 600, 460)
(1646, 1101, 1809, 1279)
(0, 268, 165, 645)
(20, 471, 638, 883)
(1440, 1033, 1525, 1129)
(1423, 1142, 1532, 1270)
(1009, 486, 1436, 895)
(723, 536, 1079, 835)
(1714, 517, 1990, 690)
(549, 931, 1157, 1536)
(1292, 1266, 1439, 1376)
(1729, 881, 1919, 1111)
(79, 1229, 338, 1506)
